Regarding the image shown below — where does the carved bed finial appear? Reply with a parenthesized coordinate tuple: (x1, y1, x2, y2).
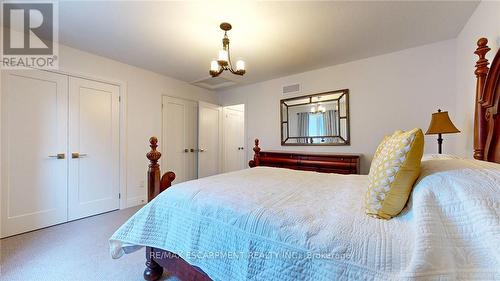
(249, 138, 261, 168)
(147, 136, 161, 165)
(253, 138, 261, 154)
(475, 38, 491, 79)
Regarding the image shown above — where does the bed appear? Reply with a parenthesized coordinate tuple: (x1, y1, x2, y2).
(110, 38, 500, 280)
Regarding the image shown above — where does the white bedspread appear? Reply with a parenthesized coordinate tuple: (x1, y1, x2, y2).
(110, 157, 500, 280)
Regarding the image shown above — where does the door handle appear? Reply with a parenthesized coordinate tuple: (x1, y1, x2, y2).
(184, 148, 189, 153)
(199, 148, 205, 152)
(49, 153, 65, 159)
(190, 148, 195, 152)
(72, 152, 88, 159)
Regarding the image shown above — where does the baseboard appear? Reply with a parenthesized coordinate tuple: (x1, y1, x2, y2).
(126, 195, 147, 208)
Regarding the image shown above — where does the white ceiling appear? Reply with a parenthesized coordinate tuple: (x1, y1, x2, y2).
(58, 1, 479, 89)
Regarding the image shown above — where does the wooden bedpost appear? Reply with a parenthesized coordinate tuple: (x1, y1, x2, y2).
(145, 137, 175, 281)
(146, 137, 162, 202)
(248, 138, 261, 168)
(473, 38, 490, 160)
(144, 137, 164, 281)
(146, 137, 176, 202)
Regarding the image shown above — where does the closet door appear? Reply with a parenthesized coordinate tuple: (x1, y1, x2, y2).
(1, 70, 68, 238)
(162, 96, 197, 183)
(223, 107, 245, 172)
(68, 77, 119, 221)
(198, 101, 222, 178)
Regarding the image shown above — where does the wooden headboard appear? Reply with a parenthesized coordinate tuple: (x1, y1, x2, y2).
(474, 38, 500, 163)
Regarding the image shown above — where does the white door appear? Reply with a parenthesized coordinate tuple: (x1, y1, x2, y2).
(68, 77, 120, 220)
(162, 96, 197, 183)
(1, 70, 68, 238)
(223, 106, 245, 172)
(198, 101, 222, 178)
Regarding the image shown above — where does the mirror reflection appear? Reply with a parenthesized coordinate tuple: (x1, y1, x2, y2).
(280, 89, 350, 146)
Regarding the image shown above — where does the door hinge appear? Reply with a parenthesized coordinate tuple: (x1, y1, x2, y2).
(118, 96, 121, 102)
(118, 193, 121, 199)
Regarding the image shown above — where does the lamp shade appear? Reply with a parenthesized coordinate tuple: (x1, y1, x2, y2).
(425, 110, 460, 135)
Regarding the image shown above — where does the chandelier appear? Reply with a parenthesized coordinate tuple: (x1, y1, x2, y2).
(310, 96, 326, 114)
(209, 22, 245, 77)
(310, 104, 326, 114)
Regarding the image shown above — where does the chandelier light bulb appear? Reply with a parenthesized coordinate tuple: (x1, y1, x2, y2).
(236, 60, 245, 71)
(210, 60, 219, 72)
(218, 50, 228, 63)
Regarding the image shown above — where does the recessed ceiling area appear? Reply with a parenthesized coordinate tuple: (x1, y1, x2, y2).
(58, 1, 479, 89)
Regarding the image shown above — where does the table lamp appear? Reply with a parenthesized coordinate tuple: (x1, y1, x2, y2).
(425, 109, 460, 154)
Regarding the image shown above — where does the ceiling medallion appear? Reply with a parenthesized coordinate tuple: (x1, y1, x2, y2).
(209, 22, 245, 77)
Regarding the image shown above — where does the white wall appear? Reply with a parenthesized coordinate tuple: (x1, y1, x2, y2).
(218, 40, 459, 174)
(455, 1, 500, 158)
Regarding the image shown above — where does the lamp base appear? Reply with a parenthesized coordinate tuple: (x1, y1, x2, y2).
(437, 133, 443, 154)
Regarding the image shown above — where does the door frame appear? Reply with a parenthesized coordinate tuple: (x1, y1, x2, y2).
(0, 68, 127, 213)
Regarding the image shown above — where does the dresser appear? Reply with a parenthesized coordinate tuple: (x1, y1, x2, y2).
(249, 150, 361, 175)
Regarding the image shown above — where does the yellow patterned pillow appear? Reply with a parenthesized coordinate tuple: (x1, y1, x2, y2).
(365, 128, 424, 219)
(373, 130, 403, 160)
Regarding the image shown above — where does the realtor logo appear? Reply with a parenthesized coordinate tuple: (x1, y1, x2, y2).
(1, 1, 58, 69)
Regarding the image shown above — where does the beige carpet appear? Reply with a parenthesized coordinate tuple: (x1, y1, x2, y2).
(0, 206, 176, 281)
